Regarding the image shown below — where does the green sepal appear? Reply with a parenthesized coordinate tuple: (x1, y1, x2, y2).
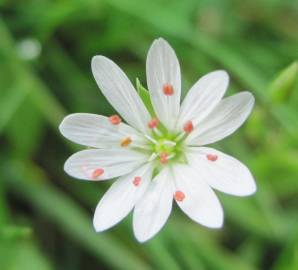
(268, 61, 298, 103)
(136, 78, 156, 117)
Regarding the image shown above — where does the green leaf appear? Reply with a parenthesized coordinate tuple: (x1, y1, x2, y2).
(0, 239, 54, 270)
(0, 225, 32, 240)
(268, 61, 298, 103)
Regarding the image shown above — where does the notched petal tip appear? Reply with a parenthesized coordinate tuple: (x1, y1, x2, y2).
(93, 216, 108, 233)
(212, 217, 224, 229)
(63, 159, 72, 177)
(93, 206, 114, 233)
(250, 182, 257, 195)
(241, 91, 255, 105)
(204, 205, 224, 229)
(133, 227, 162, 243)
(239, 177, 257, 197)
(150, 37, 175, 55)
(212, 70, 229, 84)
(236, 91, 256, 118)
(91, 55, 105, 66)
(58, 113, 77, 137)
(58, 118, 67, 136)
(152, 37, 168, 46)
(91, 55, 113, 75)
(134, 233, 151, 243)
(58, 113, 81, 135)
(58, 113, 97, 141)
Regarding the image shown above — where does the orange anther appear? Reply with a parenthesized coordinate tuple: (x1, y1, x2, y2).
(183, 120, 194, 133)
(133, 176, 141, 186)
(148, 118, 159, 129)
(120, 137, 132, 147)
(91, 168, 104, 179)
(163, 84, 174, 96)
(174, 190, 185, 202)
(206, 154, 218, 161)
(109, 114, 121, 125)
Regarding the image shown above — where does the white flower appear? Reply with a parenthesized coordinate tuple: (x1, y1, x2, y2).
(59, 38, 256, 242)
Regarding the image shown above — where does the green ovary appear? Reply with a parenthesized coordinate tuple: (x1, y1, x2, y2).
(152, 136, 186, 164)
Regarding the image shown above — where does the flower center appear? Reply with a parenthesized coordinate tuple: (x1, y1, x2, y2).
(154, 138, 176, 154)
(144, 128, 187, 166)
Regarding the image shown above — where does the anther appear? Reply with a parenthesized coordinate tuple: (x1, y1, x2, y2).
(133, 176, 141, 186)
(174, 191, 185, 202)
(109, 114, 121, 125)
(148, 118, 159, 129)
(163, 84, 174, 96)
(160, 152, 168, 164)
(91, 168, 104, 179)
(206, 154, 218, 161)
(120, 137, 132, 147)
(183, 120, 194, 133)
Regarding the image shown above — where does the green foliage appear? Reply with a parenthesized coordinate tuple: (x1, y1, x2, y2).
(268, 61, 298, 104)
(0, 0, 298, 269)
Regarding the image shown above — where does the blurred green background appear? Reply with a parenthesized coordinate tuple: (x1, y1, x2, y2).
(1, 0, 298, 269)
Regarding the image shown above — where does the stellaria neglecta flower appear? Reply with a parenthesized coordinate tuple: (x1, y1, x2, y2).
(59, 38, 256, 242)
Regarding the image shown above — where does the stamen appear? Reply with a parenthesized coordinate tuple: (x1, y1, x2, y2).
(148, 118, 159, 129)
(160, 152, 168, 164)
(145, 135, 157, 144)
(120, 137, 132, 147)
(174, 190, 185, 202)
(206, 154, 218, 161)
(109, 114, 121, 125)
(148, 153, 158, 162)
(174, 132, 186, 142)
(163, 83, 174, 96)
(163, 140, 176, 147)
(132, 143, 151, 150)
(183, 120, 194, 133)
(167, 153, 176, 160)
(91, 168, 104, 179)
(153, 128, 162, 137)
(133, 176, 141, 186)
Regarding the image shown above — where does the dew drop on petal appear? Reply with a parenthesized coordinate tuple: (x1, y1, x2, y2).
(133, 176, 141, 186)
(120, 137, 132, 147)
(183, 120, 194, 133)
(91, 168, 104, 179)
(109, 114, 121, 125)
(174, 190, 185, 202)
(206, 154, 218, 161)
(163, 84, 174, 96)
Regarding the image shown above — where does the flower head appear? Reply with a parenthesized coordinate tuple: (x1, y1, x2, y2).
(59, 38, 256, 242)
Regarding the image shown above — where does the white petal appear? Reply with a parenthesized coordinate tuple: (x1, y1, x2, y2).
(91, 56, 151, 134)
(133, 167, 173, 242)
(187, 92, 255, 146)
(93, 163, 153, 232)
(176, 70, 229, 131)
(64, 149, 148, 181)
(59, 113, 147, 148)
(186, 147, 256, 196)
(146, 38, 181, 131)
(172, 165, 223, 228)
